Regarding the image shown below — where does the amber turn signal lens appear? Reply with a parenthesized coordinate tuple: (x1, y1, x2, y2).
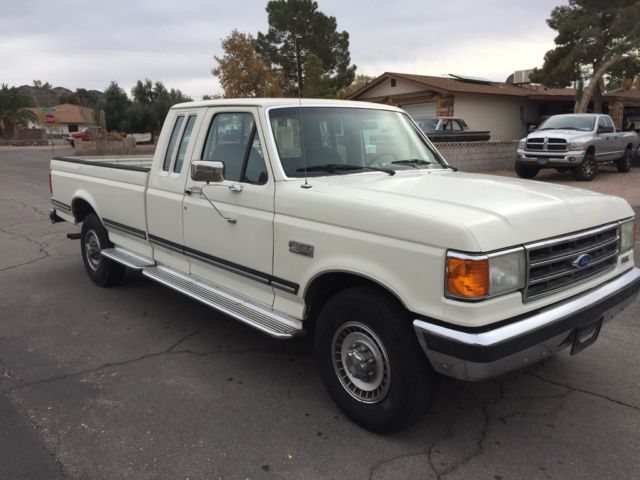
(447, 257, 490, 298)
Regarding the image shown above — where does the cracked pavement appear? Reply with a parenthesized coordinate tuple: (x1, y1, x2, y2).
(1, 146, 639, 479)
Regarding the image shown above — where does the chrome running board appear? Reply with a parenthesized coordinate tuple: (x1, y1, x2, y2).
(142, 266, 303, 339)
(101, 248, 155, 270)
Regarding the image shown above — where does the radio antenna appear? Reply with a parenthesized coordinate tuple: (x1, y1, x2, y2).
(293, 27, 311, 189)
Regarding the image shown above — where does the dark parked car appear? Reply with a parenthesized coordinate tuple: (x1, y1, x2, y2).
(414, 117, 491, 142)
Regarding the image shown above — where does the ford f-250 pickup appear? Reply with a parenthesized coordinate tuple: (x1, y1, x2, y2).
(49, 99, 640, 433)
(516, 113, 638, 181)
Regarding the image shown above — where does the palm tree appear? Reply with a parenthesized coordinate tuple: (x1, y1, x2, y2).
(0, 84, 38, 138)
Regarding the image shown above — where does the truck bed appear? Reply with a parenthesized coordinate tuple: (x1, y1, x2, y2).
(50, 155, 153, 249)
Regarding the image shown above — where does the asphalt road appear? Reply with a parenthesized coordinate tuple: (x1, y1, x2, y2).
(1, 146, 639, 480)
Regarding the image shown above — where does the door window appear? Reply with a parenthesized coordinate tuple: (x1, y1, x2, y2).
(201, 113, 268, 185)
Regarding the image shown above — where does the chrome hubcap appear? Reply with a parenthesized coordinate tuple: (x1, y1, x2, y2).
(332, 322, 391, 404)
(584, 159, 595, 175)
(84, 230, 102, 271)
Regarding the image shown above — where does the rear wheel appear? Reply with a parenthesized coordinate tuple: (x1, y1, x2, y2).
(616, 147, 632, 173)
(80, 213, 125, 286)
(573, 153, 598, 181)
(315, 286, 438, 433)
(515, 163, 540, 179)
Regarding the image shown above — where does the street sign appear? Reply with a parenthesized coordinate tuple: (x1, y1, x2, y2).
(44, 113, 55, 125)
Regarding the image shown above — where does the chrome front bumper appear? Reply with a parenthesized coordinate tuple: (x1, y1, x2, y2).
(516, 149, 586, 166)
(413, 268, 640, 381)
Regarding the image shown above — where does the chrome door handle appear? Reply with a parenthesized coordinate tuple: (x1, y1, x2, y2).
(228, 183, 243, 192)
(185, 186, 202, 195)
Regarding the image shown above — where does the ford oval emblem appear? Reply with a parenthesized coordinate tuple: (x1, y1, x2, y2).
(572, 254, 592, 269)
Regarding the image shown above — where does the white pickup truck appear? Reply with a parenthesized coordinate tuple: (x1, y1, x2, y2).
(516, 113, 638, 181)
(50, 99, 640, 433)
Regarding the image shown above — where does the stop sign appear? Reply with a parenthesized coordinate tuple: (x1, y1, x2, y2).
(44, 113, 55, 125)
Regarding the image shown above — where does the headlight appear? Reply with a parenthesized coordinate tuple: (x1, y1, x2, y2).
(518, 139, 526, 149)
(620, 218, 636, 253)
(446, 248, 526, 300)
(569, 142, 588, 151)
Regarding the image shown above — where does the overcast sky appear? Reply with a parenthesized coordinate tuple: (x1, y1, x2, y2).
(1, 0, 565, 100)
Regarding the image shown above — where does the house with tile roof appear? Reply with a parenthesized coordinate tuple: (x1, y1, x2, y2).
(348, 72, 640, 141)
(25, 103, 95, 135)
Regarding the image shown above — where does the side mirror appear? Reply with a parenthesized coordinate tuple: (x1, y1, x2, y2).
(597, 126, 613, 134)
(191, 161, 224, 183)
(527, 125, 538, 133)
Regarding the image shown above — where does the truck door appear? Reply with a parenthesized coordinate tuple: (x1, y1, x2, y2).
(182, 108, 275, 307)
(595, 116, 615, 161)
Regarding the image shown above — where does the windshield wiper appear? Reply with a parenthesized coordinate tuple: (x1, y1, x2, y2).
(391, 159, 433, 169)
(296, 163, 395, 176)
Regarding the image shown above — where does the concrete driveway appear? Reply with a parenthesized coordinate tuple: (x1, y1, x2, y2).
(1, 147, 639, 479)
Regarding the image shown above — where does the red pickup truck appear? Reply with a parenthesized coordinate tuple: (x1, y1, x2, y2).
(63, 127, 127, 147)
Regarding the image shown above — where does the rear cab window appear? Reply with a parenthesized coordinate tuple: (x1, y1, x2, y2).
(161, 114, 198, 173)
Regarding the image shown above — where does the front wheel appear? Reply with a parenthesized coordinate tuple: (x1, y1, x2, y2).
(80, 213, 125, 287)
(314, 287, 438, 433)
(617, 147, 632, 173)
(515, 163, 540, 179)
(573, 154, 598, 181)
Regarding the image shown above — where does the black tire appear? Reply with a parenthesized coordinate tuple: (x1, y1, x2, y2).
(515, 163, 540, 179)
(80, 213, 125, 287)
(573, 153, 598, 181)
(616, 147, 632, 173)
(314, 286, 438, 433)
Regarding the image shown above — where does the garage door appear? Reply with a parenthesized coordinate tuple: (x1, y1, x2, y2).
(401, 102, 437, 119)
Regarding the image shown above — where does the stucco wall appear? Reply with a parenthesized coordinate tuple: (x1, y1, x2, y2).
(452, 94, 534, 141)
(433, 141, 518, 172)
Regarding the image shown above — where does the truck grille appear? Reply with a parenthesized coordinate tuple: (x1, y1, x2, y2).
(524, 223, 619, 301)
(526, 138, 568, 152)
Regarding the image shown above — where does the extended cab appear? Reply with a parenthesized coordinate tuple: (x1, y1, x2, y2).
(50, 99, 640, 433)
(516, 113, 638, 181)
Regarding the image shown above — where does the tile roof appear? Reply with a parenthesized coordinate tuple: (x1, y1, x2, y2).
(26, 103, 95, 124)
(605, 88, 640, 100)
(349, 72, 583, 100)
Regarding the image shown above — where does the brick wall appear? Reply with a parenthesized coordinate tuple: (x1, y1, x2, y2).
(433, 141, 518, 172)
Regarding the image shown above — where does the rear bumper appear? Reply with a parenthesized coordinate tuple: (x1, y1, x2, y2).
(413, 268, 640, 381)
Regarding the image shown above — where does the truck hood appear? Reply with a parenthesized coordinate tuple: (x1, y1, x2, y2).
(277, 170, 633, 252)
(528, 129, 592, 141)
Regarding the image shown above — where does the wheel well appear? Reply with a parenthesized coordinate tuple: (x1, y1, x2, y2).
(586, 146, 596, 156)
(72, 198, 95, 223)
(304, 272, 405, 324)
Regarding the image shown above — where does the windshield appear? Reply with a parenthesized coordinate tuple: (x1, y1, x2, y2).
(269, 107, 445, 177)
(415, 118, 439, 130)
(538, 115, 595, 131)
